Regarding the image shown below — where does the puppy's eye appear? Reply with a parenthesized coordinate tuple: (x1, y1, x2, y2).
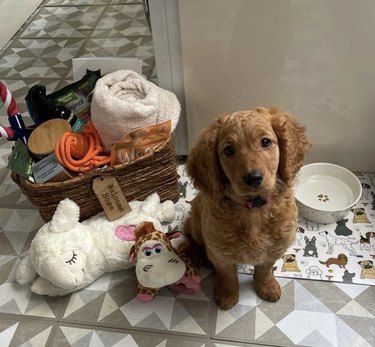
(261, 138, 272, 148)
(223, 144, 235, 156)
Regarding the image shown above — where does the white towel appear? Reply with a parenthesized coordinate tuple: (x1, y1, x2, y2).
(91, 70, 180, 152)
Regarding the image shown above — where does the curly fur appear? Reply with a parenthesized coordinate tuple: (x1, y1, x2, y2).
(184, 107, 309, 310)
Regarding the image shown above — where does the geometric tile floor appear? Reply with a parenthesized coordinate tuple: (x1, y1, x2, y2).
(0, 1, 374, 346)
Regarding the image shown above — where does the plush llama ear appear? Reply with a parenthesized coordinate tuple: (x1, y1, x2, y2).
(50, 198, 80, 233)
(128, 245, 137, 263)
(187, 115, 229, 197)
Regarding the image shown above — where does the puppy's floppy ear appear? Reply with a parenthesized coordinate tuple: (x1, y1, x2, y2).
(187, 115, 229, 197)
(270, 109, 309, 186)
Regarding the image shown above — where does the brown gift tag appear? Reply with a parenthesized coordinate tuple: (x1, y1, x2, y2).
(93, 176, 131, 221)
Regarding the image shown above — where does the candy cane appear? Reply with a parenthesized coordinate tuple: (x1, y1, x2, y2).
(0, 80, 28, 144)
(0, 125, 15, 139)
(0, 81, 19, 116)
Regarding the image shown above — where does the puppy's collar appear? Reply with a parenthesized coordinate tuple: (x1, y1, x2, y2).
(228, 193, 271, 209)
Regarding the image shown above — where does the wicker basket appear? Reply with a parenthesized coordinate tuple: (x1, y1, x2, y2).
(11, 136, 180, 222)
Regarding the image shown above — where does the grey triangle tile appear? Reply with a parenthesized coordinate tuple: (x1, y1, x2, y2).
(0, 233, 17, 255)
(98, 308, 133, 328)
(176, 297, 212, 328)
(73, 331, 94, 347)
(299, 330, 335, 347)
(215, 306, 256, 340)
(297, 279, 351, 313)
(135, 312, 168, 330)
(294, 280, 332, 313)
(256, 280, 295, 324)
(0, 298, 23, 314)
(44, 295, 73, 320)
(255, 325, 294, 346)
(106, 275, 139, 307)
(169, 300, 190, 330)
(63, 291, 105, 320)
(0, 258, 17, 285)
(354, 286, 375, 317)
(337, 315, 375, 346)
(10, 321, 53, 347)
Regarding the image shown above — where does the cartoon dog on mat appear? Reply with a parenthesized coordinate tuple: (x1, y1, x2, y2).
(358, 260, 375, 279)
(351, 208, 371, 224)
(281, 254, 300, 272)
(319, 254, 348, 268)
(318, 231, 358, 256)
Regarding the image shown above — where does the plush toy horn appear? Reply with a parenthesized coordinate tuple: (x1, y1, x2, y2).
(50, 198, 80, 233)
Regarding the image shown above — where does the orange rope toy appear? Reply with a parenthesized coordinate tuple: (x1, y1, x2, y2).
(55, 121, 110, 173)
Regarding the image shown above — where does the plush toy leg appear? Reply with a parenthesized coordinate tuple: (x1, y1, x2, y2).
(168, 275, 201, 294)
(168, 254, 201, 294)
(31, 277, 73, 296)
(16, 253, 37, 285)
(136, 284, 158, 302)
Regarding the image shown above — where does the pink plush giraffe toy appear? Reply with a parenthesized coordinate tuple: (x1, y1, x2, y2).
(128, 221, 201, 301)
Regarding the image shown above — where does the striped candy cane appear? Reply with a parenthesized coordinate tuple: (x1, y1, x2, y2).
(0, 80, 28, 144)
(0, 81, 19, 116)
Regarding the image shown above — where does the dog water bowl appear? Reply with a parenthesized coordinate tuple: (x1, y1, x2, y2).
(294, 163, 362, 224)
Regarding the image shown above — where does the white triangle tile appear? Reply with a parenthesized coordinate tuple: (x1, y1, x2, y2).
(63, 292, 85, 318)
(89, 332, 105, 347)
(336, 300, 374, 318)
(25, 301, 55, 318)
(155, 341, 167, 347)
(277, 311, 338, 346)
(237, 274, 260, 306)
(215, 309, 236, 334)
(112, 335, 139, 347)
(3, 232, 30, 255)
(176, 290, 210, 301)
(63, 290, 104, 318)
(170, 316, 206, 335)
(333, 282, 369, 299)
(0, 322, 18, 346)
(85, 273, 111, 291)
(254, 307, 274, 339)
(0, 283, 32, 314)
(98, 293, 118, 322)
(25, 326, 53, 347)
(336, 316, 373, 347)
(61, 326, 92, 345)
(121, 296, 176, 328)
(294, 281, 332, 313)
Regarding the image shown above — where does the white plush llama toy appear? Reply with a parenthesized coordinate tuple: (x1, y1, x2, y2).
(16, 193, 175, 296)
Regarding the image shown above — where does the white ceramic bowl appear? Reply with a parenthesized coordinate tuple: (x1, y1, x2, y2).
(294, 163, 362, 224)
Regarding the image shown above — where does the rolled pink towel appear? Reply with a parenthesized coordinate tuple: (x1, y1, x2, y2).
(90, 70, 180, 152)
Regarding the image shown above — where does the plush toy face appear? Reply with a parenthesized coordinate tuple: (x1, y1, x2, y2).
(135, 239, 186, 289)
(38, 249, 87, 290)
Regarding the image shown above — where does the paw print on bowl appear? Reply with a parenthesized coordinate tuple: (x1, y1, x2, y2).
(318, 194, 329, 202)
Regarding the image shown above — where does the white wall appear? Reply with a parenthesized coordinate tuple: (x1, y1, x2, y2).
(178, 0, 375, 172)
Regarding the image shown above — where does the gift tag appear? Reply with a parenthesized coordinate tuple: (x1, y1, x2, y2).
(93, 176, 131, 221)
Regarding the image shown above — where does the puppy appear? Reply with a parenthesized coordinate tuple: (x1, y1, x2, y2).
(184, 107, 308, 310)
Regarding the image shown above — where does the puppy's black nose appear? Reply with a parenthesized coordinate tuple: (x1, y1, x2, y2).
(243, 171, 263, 188)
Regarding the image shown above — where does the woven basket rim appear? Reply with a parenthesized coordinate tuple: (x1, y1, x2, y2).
(12, 135, 173, 188)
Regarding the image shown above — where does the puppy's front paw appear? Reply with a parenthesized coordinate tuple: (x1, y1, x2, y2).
(254, 276, 281, 302)
(214, 285, 239, 310)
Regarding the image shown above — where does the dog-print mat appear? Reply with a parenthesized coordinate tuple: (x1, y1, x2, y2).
(173, 164, 375, 286)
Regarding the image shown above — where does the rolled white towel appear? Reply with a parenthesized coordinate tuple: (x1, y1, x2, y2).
(91, 70, 180, 152)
